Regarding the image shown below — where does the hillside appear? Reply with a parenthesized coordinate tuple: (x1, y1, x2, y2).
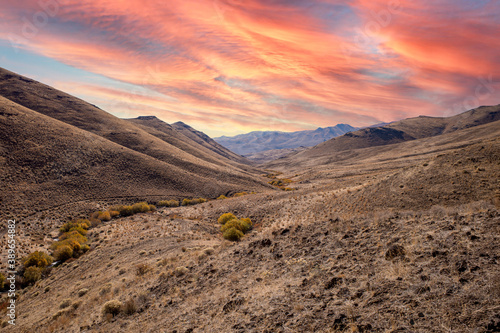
(268, 105, 500, 170)
(126, 116, 254, 169)
(4, 114, 499, 333)
(214, 124, 357, 155)
(0, 68, 271, 219)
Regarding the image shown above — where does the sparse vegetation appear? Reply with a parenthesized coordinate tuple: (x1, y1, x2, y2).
(218, 213, 253, 241)
(217, 195, 227, 200)
(218, 213, 236, 225)
(182, 198, 207, 206)
(23, 266, 42, 284)
(157, 199, 180, 207)
(101, 300, 123, 317)
(23, 251, 53, 269)
(136, 263, 151, 276)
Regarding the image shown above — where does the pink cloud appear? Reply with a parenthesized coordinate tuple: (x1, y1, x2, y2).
(0, 0, 498, 135)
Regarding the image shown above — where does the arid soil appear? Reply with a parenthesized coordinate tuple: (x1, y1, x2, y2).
(2, 121, 499, 332)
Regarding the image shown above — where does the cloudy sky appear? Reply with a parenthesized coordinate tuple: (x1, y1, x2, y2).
(0, 0, 499, 136)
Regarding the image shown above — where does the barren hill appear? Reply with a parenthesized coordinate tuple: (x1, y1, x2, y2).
(268, 105, 500, 170)
(126, 116, 254, 169)
(5, 113, 499, 333)
(0, 68, 271, 219)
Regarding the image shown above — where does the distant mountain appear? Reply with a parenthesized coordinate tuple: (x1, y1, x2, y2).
(214, 124, 357, 155)
(267, 105, 500, 170)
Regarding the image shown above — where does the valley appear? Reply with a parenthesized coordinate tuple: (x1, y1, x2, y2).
(0, 69, 499, 333)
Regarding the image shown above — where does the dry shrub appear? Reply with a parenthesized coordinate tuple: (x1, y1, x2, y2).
(218, 213, 236, 225)
(132, 202, 151, 214)
(223, 228, 244, 241)
(121, 298, 137, 315)
(99, 283, 112, 295)
(59, 299, 71, 309)
(53, 245, 73, 261)
(23, 251, 53, 269)
(109, 210, 120, 218)
(135, 263, 151, 276)
(158, 200, 180, 207)
(174, 266, 188, 276)
(77, 288, 89, 297)
(101, 300, 122, 317)
(98, 211, 111, 221)
(23, 266, 42, 284)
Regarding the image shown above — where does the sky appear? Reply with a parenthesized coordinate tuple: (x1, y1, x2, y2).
(0, 0, 499, 137)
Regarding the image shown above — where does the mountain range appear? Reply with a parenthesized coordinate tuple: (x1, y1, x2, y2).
(214, 124, 357, 155)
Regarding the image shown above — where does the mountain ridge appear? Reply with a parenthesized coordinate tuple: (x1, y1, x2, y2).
(214, 124, 357, 155)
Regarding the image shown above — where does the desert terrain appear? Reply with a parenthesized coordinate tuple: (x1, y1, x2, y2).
(0, 70, 499, 332)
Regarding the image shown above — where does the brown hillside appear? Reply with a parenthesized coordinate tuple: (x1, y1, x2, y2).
(0, 96, 269, 220)
(267, 105, 500, 169)
(0, 67, 261, 182)
(171, 121, 250, 165)
(126, 116, 254, 171)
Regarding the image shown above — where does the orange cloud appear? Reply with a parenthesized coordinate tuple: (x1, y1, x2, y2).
(0, 0, 498, 136)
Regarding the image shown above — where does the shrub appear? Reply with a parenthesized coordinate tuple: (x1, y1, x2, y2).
(158, 200, 180, 207)
(109, 210, 120, 218)
(233, 192, 248, 197)
(122, 298, 137, 315)
(72, 300, 82, 310)
(100, 283, 112, 295)
(97, 211, 111, 221)
(101, 300, 123, 317)
(240, 218, 253, 231)
(181, 199, 192, 206)
(23, 251, 53, 269)
(217, 195, 227, 200)
(59, 230, 87, 243)
(0, 273, 5, 290)
(54, 245, 73, 261)
(148, 205, 157, 212)
(223, 227, 244, 241)
(89, 218, 101, 228)
(118, 205, 134, 217)
(24, 266, 42, 284)
(131, 202, 150, 214)
(218, 213, 237, 225)
(135, 263, 151, 276)
(174, 266, 188, 276)
(221, 219, 248, 234)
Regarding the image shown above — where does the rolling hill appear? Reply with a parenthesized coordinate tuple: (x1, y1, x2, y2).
(0, 68, 271, 219)
(267, 105, 500, 170)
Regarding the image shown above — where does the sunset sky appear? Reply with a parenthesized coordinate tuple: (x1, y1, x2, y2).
(0, 0, 499, 136)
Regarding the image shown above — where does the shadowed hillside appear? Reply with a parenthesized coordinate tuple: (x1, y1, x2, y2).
(0, 68, 271, 219)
